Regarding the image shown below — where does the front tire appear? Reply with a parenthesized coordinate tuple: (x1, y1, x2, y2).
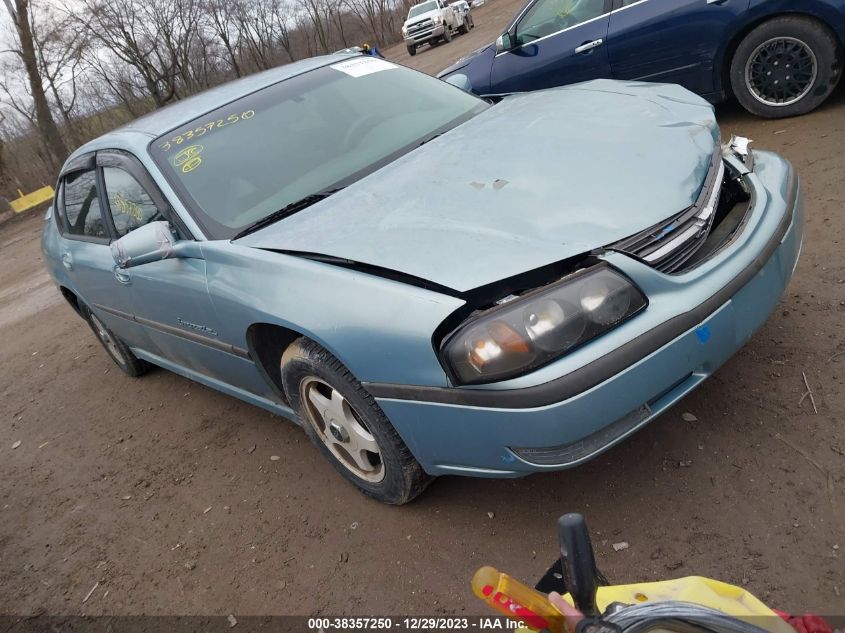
(82, 305, 151, 377)
(730, 16, 842, 118)
(407, 44, 417, 56)
(282, 338, 430, 505)
(442, 26, 452, 43)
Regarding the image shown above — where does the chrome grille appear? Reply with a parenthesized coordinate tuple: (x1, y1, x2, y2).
(407, 19, 433, 35)
(611, 151, 726, 275)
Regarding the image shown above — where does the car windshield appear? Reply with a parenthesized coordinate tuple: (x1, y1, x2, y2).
(408, 1, 437, 18)
(150, 59, 486, 239)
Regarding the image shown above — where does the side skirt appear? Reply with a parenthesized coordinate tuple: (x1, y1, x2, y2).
(132, 348, 300, 423)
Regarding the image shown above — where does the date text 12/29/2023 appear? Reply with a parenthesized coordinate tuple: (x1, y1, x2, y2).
(306, 617, 522, 630)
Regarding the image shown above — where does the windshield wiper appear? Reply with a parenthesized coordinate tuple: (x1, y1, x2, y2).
(232, 188, 344, 240)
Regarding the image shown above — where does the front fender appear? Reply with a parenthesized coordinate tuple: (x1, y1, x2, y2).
(202, 242, 465, 387)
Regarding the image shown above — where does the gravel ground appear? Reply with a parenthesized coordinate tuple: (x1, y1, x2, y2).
(1, 0, 843, 617)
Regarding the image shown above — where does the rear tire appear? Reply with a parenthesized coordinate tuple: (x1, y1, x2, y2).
(730, 16, 842, 118)
(407, 44, 417, 56)
(459, 18, 469, 35)
(281, 338, 430, 505)
(82, 305, 151, 378)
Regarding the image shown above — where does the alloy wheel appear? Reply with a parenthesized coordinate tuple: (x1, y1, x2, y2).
(89, 313, 126, 368)
(300, 376, 385, 482)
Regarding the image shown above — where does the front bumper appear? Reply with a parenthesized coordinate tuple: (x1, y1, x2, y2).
(372, 151, 805, 477)
(404, 24, 446, 44)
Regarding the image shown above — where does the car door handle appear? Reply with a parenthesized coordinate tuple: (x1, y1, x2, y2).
(575, 39, 603, 54)
(61, 253, 73, 271)
(706, 0, 728, 4)
(113, 266, 131, 285)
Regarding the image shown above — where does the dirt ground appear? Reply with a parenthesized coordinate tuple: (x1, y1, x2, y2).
(2, 0, 844, 618)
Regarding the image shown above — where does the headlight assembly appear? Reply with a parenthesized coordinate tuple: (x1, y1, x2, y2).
(441, 265, 647, 385)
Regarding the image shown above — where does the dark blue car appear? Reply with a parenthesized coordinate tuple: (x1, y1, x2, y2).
(438, 0, 845, 117)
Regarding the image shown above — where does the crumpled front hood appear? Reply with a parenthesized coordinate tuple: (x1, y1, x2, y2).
(241, 79, 719, 293)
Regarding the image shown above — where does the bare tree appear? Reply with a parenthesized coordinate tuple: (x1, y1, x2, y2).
(230, 0, 287, 71)
(2, 0, 69, 170)
(204, 0, 243, 77)
(81, 51, 149, 118)
(30, 3, 88, 144)
(73, 0, 200, 106)
(0, 59, 36, 125)
(268, 0, 297, 62)
(298, 0, 334, 54)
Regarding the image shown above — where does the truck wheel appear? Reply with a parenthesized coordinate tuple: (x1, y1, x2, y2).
(443, 26, 452, 42)
(282, 338, 430, 505)
(459, 18, 469, 35)
(407, 44, 417, 56)
(730, 16, 842, 118)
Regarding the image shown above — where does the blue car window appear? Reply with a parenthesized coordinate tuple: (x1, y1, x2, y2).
(62, 169, 108, 239)
(517, 0, 605, 44)
(102, 166, 162, 237)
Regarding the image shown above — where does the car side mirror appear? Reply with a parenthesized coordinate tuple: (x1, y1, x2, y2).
(495, 32, 513, 53)
(110, 220, 201, 269)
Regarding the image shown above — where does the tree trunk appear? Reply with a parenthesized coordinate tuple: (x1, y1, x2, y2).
(4, 0, 69, 171)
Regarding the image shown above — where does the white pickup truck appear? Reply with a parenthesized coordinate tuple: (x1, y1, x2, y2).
(402, 0, 467, 56)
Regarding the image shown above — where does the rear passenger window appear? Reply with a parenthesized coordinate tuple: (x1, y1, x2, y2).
(102, 167, 162, 237)
(63, 170, 108, 239)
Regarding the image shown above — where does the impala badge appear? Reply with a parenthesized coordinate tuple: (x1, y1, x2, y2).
(177, 318, 218, 336)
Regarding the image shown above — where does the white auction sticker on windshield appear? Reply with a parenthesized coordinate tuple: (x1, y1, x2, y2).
(330, 57, 397, 78)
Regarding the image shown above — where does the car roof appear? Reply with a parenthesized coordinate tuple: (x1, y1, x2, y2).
(66, 54, 354, 162)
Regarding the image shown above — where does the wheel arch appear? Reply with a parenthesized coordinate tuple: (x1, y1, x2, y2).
(245, 322, 305, 404)
(716, 9, 844, 98)
(246, 321, 361, 405)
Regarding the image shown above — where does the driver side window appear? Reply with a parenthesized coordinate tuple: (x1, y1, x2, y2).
(516, 0, 606, 45)
(102, 166, 162, 237)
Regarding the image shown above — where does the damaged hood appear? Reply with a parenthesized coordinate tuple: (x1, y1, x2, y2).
(239, 79, 719, 293)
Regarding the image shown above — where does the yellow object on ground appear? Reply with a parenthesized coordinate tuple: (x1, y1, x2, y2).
(559, 577, 796, 633)
(10, 186, 54, 214)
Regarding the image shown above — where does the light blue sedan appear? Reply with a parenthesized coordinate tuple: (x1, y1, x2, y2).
(42, 55, 804, 504)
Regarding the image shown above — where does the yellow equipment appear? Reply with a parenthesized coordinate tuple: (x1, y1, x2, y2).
(10, 185, 54, 214)
(473, 514, 798, 633)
